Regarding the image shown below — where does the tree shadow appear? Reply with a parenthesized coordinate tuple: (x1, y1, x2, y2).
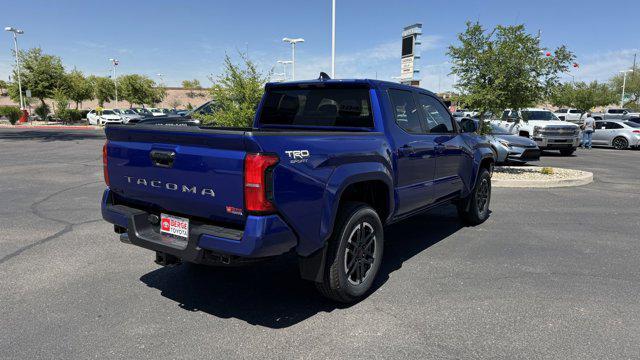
(139, 205, 464, 328)
(0, 129, 104, 142)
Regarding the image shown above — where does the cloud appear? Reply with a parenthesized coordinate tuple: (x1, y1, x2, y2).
(571, 48, 639, 83)
(74, 40, 107, 49)
(289, 35, 444, 82)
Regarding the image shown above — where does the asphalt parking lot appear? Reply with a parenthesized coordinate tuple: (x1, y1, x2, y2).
(1, 128, 639, 359)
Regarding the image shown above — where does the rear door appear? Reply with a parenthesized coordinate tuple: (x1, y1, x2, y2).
(387, 89, 437, 214)
(415, 93, 467, 201)
(105, 126, 250, 225)
(592, 121, 608, 144)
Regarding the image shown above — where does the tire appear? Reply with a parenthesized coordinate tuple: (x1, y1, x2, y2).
(612, 137, 629, 150)
(316, 202, 384, 303)
(560, 148, 576, 156)
(457, 168, 491, 225)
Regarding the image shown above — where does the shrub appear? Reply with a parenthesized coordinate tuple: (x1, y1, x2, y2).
(34, 103, 50, 121)
(541, 167, 554, 175)
(0, 106, 22, 124)
(67, 109, 83, 122)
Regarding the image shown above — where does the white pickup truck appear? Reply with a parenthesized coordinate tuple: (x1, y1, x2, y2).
(554, 108, 585, 123)
(490, 108, 581, 156)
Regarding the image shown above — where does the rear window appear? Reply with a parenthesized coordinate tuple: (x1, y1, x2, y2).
(258, 87, 373, 128)
(624, 121, 640, 128)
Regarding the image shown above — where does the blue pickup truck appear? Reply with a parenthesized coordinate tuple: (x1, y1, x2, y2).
(101, 78, 494, 302)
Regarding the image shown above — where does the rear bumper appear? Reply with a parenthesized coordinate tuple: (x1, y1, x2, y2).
(101, 189, 297, 261)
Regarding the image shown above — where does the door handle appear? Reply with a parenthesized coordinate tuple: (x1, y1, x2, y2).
(435, 144, 446, 154)
(399, 145, 415, 156)
(150, 150, 176, 168)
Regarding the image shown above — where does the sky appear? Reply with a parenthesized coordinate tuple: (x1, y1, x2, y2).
(0, 0, 638, 92)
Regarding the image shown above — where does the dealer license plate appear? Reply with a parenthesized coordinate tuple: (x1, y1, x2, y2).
(160, 213, 189, 239)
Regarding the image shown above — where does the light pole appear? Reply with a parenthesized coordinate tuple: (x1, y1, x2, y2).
(157, 73, 164, 85)
(282, 37, 304, 80)
(620, 69, 633, 108)
(277, 60, 292, 81)
(5, 26, 25, 110)
(331, 0, 336, 78)
(109, 58, 119, 104)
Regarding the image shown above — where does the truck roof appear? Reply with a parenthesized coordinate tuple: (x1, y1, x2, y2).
(265, 78, 438, 97)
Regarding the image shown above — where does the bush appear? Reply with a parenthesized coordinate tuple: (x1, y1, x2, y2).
(79, 109, 90, 119)
(0, 106, 22, 124)
(67, 109, 83, 122)
(541, 167, 554, 175)
(34, 103, 50, 121)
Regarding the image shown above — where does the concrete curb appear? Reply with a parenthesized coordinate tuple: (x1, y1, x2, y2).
(493, 169, 593, 188)
(0, 125, 101, 130)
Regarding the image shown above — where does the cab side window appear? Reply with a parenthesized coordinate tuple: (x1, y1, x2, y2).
(388, 89, 423, 134)
(415, 93, 455, 133)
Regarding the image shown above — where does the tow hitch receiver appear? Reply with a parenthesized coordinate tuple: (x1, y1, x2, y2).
(155, 251, 181, 266)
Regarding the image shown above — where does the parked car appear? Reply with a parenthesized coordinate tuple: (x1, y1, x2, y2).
(592, 108, 640, 121)
(592, 120, 640, 149)
(87, 109, 123, 125)
(130, 107, 154, 117)
(149, 108, 168, 117)
(491, 108, 581, 156)
(486, 122, 541, 164)
(114, 108, 143, 124)
(86, 109, 100, 125)
(101, 78, 495, 302)
(626, 117, 640, 125)
(554, 108, 586, 123)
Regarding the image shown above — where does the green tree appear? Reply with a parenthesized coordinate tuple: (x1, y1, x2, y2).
(609, 71, 640, 109)
(88, 76, 115, 107)
(8, 48, 67, 107)
(118, 74, 165, 107)
(0, 80, 8, 95)
(206, 53, 269, 127)
(448, 22, 574, 131)
(549, 81, 617, 116)
(182, 79, 203, 98)
(52, 88, 70, 121)
(66, 69, 94, 108)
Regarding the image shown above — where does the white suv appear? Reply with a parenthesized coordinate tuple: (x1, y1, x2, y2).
(490, 108, 581, 156)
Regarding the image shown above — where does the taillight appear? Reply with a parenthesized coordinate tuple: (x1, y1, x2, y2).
(244, 153, 279, 214)
(633, 130, 640, 134)
(103, 141, 110, 186)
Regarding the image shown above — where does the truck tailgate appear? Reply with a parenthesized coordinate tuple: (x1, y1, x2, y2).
(105, 126, 254, 225)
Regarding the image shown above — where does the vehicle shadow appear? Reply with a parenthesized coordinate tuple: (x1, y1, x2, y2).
(139, 205, 463, 328)
(0, 129, 104, 142)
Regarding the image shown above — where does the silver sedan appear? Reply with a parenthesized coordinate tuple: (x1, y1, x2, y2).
(486, 123, 541, 164)
(592, 120, 640, 150)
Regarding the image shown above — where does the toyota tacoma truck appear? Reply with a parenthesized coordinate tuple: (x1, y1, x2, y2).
(491, 108, 581, 156)
(101, 78, 494, 302)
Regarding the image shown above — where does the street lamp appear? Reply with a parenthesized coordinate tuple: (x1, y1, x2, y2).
(109, 58, 119, 104)
(5, 26, 25, 110)
(620, 69, 634, 108)
(157, 73, 164, 85)
(331, 0, 336, 78)
(277, 60, 292, 81)
(282, 37, 304, 80)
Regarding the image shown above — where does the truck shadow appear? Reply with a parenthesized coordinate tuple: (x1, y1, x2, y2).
(139, 205, 463, 329)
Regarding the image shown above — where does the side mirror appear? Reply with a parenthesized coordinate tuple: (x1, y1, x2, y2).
(460, 117, 478, 133)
